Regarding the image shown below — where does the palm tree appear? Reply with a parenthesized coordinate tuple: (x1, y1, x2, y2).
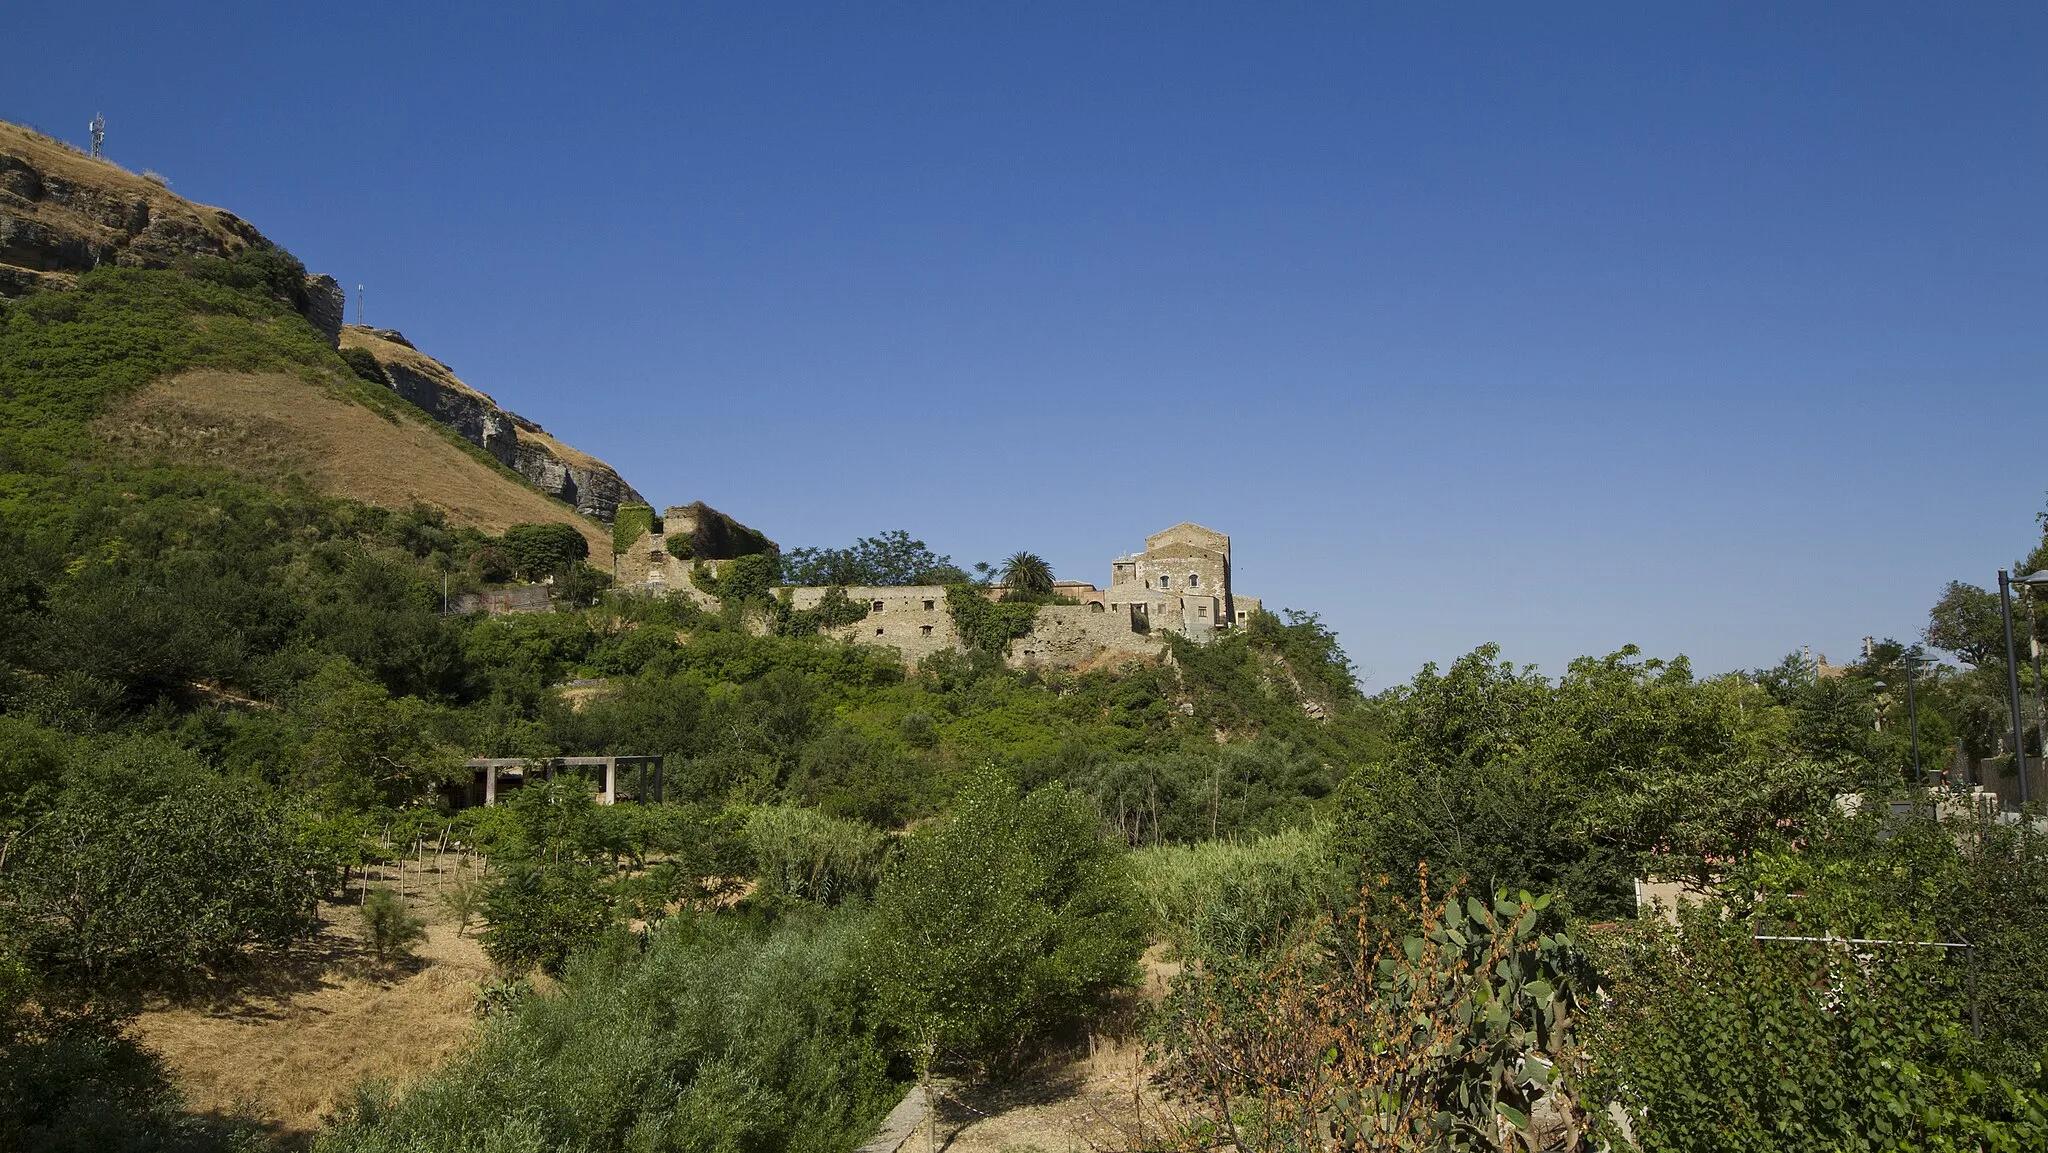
(1000, 551, 1055, 598)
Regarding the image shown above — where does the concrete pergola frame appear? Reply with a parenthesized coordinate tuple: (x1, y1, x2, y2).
(464, 756, 664, 807)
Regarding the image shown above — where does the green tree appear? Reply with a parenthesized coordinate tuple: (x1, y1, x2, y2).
(295, 659, 461, 811)
(360, 890, 426, 963)
(0, 780, 326, 991)
(866, 773, 1144, 1070)
(783, 530, 969, 586)
(1925, 580, 2005, 668)
(501, 522, 589, 580)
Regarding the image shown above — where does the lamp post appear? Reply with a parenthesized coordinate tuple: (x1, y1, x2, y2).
(1995, 570, 2048, 806)
(1902, 649, 1936, 786)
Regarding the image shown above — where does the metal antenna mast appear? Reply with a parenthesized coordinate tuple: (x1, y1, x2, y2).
(355, 284, 364, 325)
(88, 113, 105, 159)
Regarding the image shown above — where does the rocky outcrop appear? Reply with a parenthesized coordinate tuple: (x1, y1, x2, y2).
(0, 121, 342, 343)
(339, 325, 647, 521)
(302, 274, 345, 346)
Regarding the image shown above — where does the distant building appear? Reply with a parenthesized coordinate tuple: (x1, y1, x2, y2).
(784, 522, 1261, 670)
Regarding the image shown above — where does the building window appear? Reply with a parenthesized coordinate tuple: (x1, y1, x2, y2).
(923, 599, 935, 611)
(875, 627, 885, 636)
(872, 600, 886, 612)
(1198, 604, 1209, 617)
(1189, 574, 1199, 588)
(920, 625, 933, 637)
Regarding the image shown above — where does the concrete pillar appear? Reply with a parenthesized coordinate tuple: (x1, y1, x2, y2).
(484, 765, 497, 806)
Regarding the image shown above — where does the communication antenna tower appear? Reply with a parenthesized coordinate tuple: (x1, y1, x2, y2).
(355, 284, 364, 325)
(88, 113, 105, 159)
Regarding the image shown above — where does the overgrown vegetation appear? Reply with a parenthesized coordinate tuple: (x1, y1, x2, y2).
(9, 241, 2048, 1152)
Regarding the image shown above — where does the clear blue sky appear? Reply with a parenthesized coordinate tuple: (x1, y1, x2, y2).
(9, 3, 2045, 686)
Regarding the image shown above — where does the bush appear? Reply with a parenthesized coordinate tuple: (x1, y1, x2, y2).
(865, 773, 1144, 1069)
(1582, 902, 2048, 1151)
(0, 780, 326, 992)
(359, 890, 426, 964)
(502, 522, 589, 580)
(745, 806, 891, 905)
(318, 909, 897, 1153)
(337, 345, 386, 385)
(1154, 871, 1584, 1153)
(478, 862, 611, 976)
(1128, 826, 1340, 964)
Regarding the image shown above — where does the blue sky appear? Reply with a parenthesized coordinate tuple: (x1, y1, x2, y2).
(8, 3, 2045, 686)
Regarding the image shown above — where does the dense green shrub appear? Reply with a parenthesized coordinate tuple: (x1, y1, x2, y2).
(479, 862, 611, 976)
(337, 345, 386, 384)
(0, 779, 327, 990)
(319, 909, 897, 1153)
(1583, 904, 2048, 1151)
(1128, 826, 1341, 964)
(501, 522, 589, 580)
(745, 806, 892, 905)
(865, 773, 1144, 1068)
(945, 584, 1039, 654)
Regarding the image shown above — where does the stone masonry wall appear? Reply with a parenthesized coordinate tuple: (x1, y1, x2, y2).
(1009, 604, 1166, 670)
(796, 585, 960, 666)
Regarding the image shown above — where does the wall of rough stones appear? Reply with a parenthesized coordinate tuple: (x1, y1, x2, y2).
(1009, 603, 1165, 669)
(797, 585, 960, 666)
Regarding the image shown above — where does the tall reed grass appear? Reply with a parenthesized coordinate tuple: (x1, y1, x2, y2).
(1127, 826, 1343, 964)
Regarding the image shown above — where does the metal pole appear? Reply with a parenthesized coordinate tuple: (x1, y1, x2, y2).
(1999, 570, 2028, 806)
(1906, 656, 1921, 785)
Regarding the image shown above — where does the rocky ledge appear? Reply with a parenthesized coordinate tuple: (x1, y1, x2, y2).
(339, 326, 646, 521)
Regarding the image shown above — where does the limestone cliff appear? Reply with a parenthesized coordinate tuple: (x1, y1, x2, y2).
(0, 122, 341, 344)
(339, 326, 646, 521)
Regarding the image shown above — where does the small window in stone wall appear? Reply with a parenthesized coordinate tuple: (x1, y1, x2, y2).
(872, 600, 886, 612)
(1189, 574, 1199, 587)
(1198, 604, 1209, 617)
(875, 627, 885, 636)
(920, 625, 933, 637)
(923, 599, 935, 611)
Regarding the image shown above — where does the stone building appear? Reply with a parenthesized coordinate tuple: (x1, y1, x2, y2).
(616, 519, 1257, 670)
(790, 522, 1259, 670)
(613, 503, 776, 606)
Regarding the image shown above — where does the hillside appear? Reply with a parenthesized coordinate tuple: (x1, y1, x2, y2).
(0, 118, 644, 545)
(0, 122, 287, 299)
(98, 368, 616, 558)
(339, 326, 644, 521)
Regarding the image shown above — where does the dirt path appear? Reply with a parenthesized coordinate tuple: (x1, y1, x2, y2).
(130, 864, 491, 1148)
(900, 948, 1182, 1153)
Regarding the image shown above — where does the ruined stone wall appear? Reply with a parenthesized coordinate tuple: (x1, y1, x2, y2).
(1009, 604, 1166, 669)
(797, 585, 960, 666)
(613, 529, 725, 608)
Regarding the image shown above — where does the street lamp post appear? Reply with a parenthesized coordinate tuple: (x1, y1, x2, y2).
(1904, 650, 1934, 786)
(1995, 570, 2048, 807)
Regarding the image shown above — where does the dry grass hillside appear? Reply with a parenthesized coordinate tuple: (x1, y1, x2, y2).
(132, 859, 493, 1148)
(0, 121, 269, 294)
(97, 369, 613, 560)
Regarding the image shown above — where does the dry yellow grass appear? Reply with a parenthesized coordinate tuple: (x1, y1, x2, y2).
(132, 862, 492, 1146)
(98, 369, 612, 561)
